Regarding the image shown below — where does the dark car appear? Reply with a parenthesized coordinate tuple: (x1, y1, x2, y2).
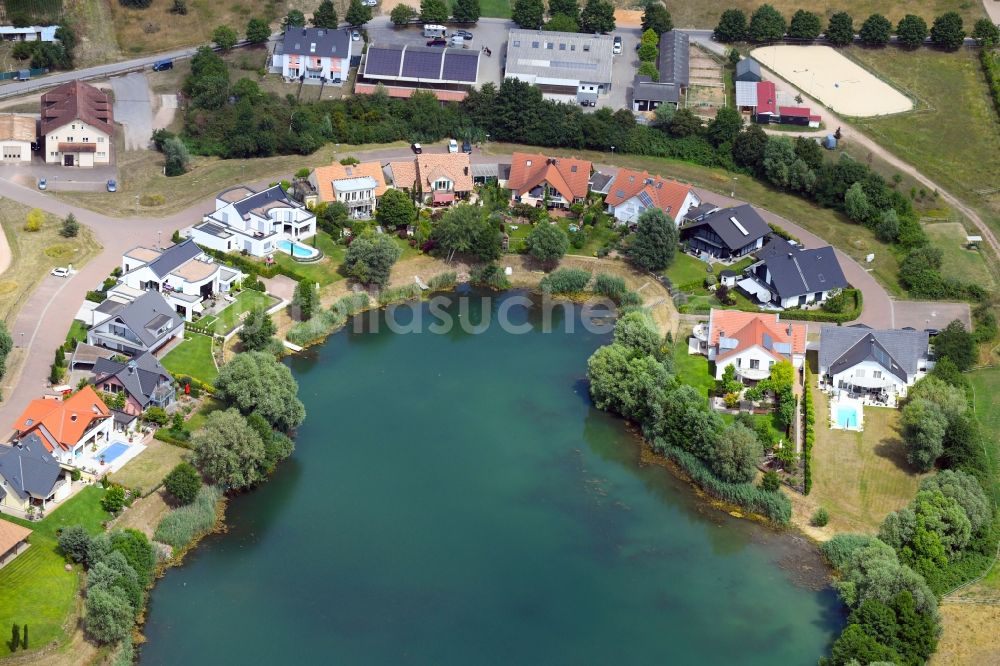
(453, 30, 473, 40)
(152, 59, 173, 71)
(426, 38, 447, 47)
(411, 142, 423, 154)
(462, 140, 472, 153)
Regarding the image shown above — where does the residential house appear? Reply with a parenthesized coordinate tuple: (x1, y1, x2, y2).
(118, 240, 242, 320)
(309, 161, 389, 218)
(506, 152, 591, 209)
(734, 58, 761, 82)
(740, 236, 849, 308)
(504, 29, 614, 104)
(819, 325, 933, 403)
(386, 153, 474, 205)
(0, 25, 58, 41)
(0, 521, 31, 568)
(680, 204, 769, 260)
(87, 290, 184, 356)
(93, 352, 175, 416)
(272, 27, 352, 84)
(0, 433, 72, 515)
(604, 168, 700, 226)
(190, 185, 317, 258)
(0, 114, 35, 162)
(699, 309, 806, 381)
(11, 387, 113, 467)
(40, 80, 112, 167)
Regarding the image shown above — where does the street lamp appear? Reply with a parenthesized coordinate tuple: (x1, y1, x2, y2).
(731, 176, 737, 198)
(610, 145, 615, 156)
(158, 230, 162, 249)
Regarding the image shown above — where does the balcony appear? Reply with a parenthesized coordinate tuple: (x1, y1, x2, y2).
(736, 365, 771, 381)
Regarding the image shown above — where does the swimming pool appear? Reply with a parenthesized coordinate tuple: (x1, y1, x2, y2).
(836, 405, 858, 428)
(277, 239, 319, 259)
(99, 442, 130, 463)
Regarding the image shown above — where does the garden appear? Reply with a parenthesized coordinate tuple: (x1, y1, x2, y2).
(161, 332, 217, 385)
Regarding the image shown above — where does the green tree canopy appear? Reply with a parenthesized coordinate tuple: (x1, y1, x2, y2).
(283, 9, 306, 27)
(714, 8, 748, 42)
(900, 398, 948, 471)
(613, 310, 661, 358)
(344, 233, 402, 288)
(932, 319, 975, 371)
(787, 9, 821, 39)
(245, 17, 271, 44)
(346, 0, 373, 25)
(549, 0, 579, 21)
(453, 0, 481, 22)
(524, 222, 569, 265)
(420, 0, 450, 23)
(748, 4, 786, 43)
(931, 12, 965, 50)
(375, 188, 416, 229)
(627, 207, 678, 271)
(191, 408, 267, 490)
(211, 25, 238, 51)
(512, 0, 544, 28)
(896, 14, 928, 48)
(238, 307, 276, 351)
(706, 106, 742, 147)
(972, 17, 1000, 46)
(313, 0, 339, 27)
(920, 470, 990, 534)
(164, 462, 202, 505)
(579, 0, 615, 33)
(710, 423, 760, 484)
(587, 343, 672, 424)
(292, 278, 320, 321)
(858, 13, 892, 46)
(732, 124, 768, 170)
(431, 204, 502, 262)
(390, 3, 418, 24)
(85, 585, 134, 644)
(214, 351, 307, 431)
(641, 2, 672, 34)
(825, 12, 854, 46)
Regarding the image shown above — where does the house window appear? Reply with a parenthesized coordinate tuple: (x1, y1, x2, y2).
(749, 359, 760, 370)
(735, 358, 741, 367)
(98, 137, 105, 143)
(67, 136, 74, 142)
(856, 369, 865, 378)
(873, 370, 882, 379)
(83, 137, 89, 142)
(435, 179, 450, 190)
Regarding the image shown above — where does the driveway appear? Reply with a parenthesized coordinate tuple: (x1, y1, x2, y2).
(603, 27, 641, 111)
(111, 72, 154, 151)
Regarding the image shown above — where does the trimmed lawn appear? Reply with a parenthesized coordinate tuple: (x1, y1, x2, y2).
(673, 341, 716, 399)
(808, 391, 925, 534)
(666, 252, 712, 288)
(185, 397, 225, 432)
(161, 333, 217, 384)
(65, 319, 88, 347)
(111, 438, 188, 493)
(923, 223, 994, 289)
(479, 0, 512, 18)
(209, 289, 277, 335)
(272, 232, 347, 287)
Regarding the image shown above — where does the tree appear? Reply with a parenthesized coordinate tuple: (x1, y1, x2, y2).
(375, 188, 416, 230)
(432, 204, 501, 262)
(637, 41, 658, 62)
(636, 60, 659, 81)
(706, 106, 742, 147)
(825, 12, 854, 46)
(87, 551, 143, 614)
(453, 0, 480, 23)
(908, 375, 968, 425)
(549, 0, 579, 21)
(933, 319, 975, 371)
(544, 13, 579, 31)
(762, 136, 798, 189)
(60, 212, 79, 238)
(711, 423, 760, 483)
(512, 0, 544, 28)
(164, 462, 201, 505)
(896, 14, 929, 48)
(859, 13, 892, 46)
(844, 182, 871, 223)
(246, 18, 271, 44)
(312, 0, 339, 27)
(390, 3, 418, 25)
(292, 279, 319, 321)
(107, 528, 156, 585)
(100, 486, 127, 514)
(85, 585, 134, 644)
(346, 0, 373, 26)
(627, 208, 678, 271)
(420, 0, 450, 23)
(579, 0, 614, 33)
(162, 136, 190, 176)
(920, 470, 990, 534)
(971, 18, 1000, 46)
(788, 10, 821, 40)
(525, 222, 569, 265)
(283, 9, 306, 28)
(667, 107, 702, 137)
(343, 233, 402, 288)
(830, 623, 901, 665)
(24, 208, 44, 232)
(931, 12, 965, 50)
(58, 525, 92, 563)
(874, 209, 899, 242)
(238, 307, 276, 351)
(793, 135, 823, 169)
(214, 351, 306, 431)
(714, 8, 748, 42)
(641, 2, 672, 34)
(170, 0, 187, 15)
(732, 124, 768, 170)
(191, 408, 266, 490)
(0, 322, 10, 379)
(900, 398, 948, 471)
(614, 311, 661, 358)
(212, 25, 238, 52)
(748, 4, 786, 43)
(587, 344, 671, 424)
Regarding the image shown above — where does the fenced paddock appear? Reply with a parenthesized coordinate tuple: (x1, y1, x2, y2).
(750, 45, 913, 117)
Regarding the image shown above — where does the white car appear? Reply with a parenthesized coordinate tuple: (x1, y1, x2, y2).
(351, 30, 361, 41)
(448, 139, 458, 153)
(612, 35, 623, 55)
(50, 267, 70, 278)
(363, 0, 377, 5)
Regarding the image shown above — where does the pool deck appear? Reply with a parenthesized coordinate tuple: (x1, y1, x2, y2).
(75, 439, 147, 476)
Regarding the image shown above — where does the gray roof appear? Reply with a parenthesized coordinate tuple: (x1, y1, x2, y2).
(756, 237, 849, 298)
(684, 202, 719, 221)
(364, 44, 480, 84)
(111, 410, 138, 426)
(589, 171, 614, 194)
(819, 326, 930, 381)
(281, 27, 351, 58)
(657, 31, 689, 87)
(684, 204, 769, 251)
(632, 75, 680, 103)
(103, 290, 183, 349)
(471, 163, 499, 178)
(505, 29, 614, 85)
(735, 58, 761, 82)
(195, 221, 232, 239)
(145, 239, 202, 279)
(0, 433, 63, 500)
(232, 184, 303, 220)
(93, 351, 174, 408)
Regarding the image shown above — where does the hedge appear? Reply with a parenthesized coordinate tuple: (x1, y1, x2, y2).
(802, 366, 815, 495)
(286, 293, 371, 347)
(779, 289, 863, 323)
(199, 246, 304, 282)
(983, 49, 1000, 121)
(154, 429, 192, 449)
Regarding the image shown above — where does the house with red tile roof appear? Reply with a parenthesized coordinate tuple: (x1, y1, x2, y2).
(40, 80, 113, 167)
(702, 309, 806, 381)
(11, 386, 112, 466)
(604, 168, 701, 226)
(507, 152, 591, 209)
(309, 161, 389, 217)
(386, 153, 473, 206)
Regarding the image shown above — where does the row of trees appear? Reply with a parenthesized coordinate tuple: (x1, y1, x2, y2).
(284, 0, 375, 30)
(512, 0, 615, 33)
(715, 5, 995, 50)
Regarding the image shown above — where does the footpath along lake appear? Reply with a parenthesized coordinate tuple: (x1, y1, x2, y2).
(139, 289, 842, 664)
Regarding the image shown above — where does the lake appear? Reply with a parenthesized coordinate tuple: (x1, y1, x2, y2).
(139, 289, 842, 664)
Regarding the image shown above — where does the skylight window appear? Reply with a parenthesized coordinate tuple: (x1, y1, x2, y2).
(730, 216, 749, 236)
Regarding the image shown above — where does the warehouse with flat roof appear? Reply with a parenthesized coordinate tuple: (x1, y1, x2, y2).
(504, 28, 614, 103)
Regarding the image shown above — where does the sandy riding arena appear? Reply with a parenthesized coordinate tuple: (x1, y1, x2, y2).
(750, 45, 912, 117)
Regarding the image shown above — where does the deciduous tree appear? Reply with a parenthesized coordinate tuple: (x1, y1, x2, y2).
(390, 3, 418, 25)
(706, 106, 742, 146)
(347, 0, 373, 26)
(214, 351, 306, 431)
(375, 188, 416, 229)
(191, 408, 266, 490)
(164, 462, 202, 505)
(283, 9, 306, 28)
(748, 4, 786, 43)
(932, 319, 975, 370)
(627, 207, 677, 271)
(453, 0, 480, 23)
(343, 233, 402, 287)
(825, 12, 854, 47)
(85, 585, 134, 644)
(710, 423, 760, 483)
(900, 398, 948, 471)
(714, 8, 748, 42)
(211, 25, 238, 52)
(312, 0, 339, 27)
(579, 0, 615, 33)
(512, 0, 544, 28)
(859, 13, 892, 46)
(930, 12, 965, 50)
(246, 17, 271, 44)
(788, 9, 821, 40)
(896, 14, 928, 48)
(238, 307, 277, 351)
(641, 2, 672, 34)
(524, 222, 569, 265)
(420, 0, 450, 23)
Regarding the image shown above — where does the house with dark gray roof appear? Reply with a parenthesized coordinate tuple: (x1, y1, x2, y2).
(631, 75, 681, 112)
(87, 290, 184, 356)
(819, 325, 933, 404)
(679, 204, 769, 260)
(272, 27, 353, 85)
(735, 58, 761, 82)
(740, 236, 849, 308)
(0, 433, 71, 513)
(93, 352, 175, 417)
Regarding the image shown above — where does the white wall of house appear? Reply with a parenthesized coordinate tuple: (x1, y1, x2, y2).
(715, 345, 803, 380)
(777, 290, 834, 309)
(273, 53, 348, 84)
(610, 190, 701, 226)
(44, 120, 110, 166)
(0, 140, 32, 162)
(88, 318, 184, 356)
(52, 418, 112, 466)
(827, 359, 912, 396)
(203, 201, 316, 257)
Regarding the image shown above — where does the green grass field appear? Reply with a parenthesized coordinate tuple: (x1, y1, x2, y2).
(272, 232, 347, 287)
(110, 438, 188, 492)
(666, 252, 713, 287)
(209, 289, 276, 335)
(923, 223, 995, 289)
(479, 0, 511, 18)
(162, 332, 217, 384)
(673, 341, 716, 399)
(65, 319, 88, 347)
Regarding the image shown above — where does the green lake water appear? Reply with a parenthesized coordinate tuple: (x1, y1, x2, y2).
(139, 289, 842, 665)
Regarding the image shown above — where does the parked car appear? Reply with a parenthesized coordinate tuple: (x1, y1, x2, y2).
(362, 0, 377, 5)
(612, 35, 622, 55)
(50, 267, 69, 278)
(37, 178, 46, 190)
(106, 179, 117, 192)
(448, 139, 458, 153)
(426, 38, 447, 47)
(351, 30, 361, 41)
(453, 30, 473, 40)
(411, 142, 423, 154)
(152, 59, 173, 71)
(462, 140, 472, 154)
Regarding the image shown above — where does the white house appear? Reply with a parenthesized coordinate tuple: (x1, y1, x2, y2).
(700, 309, 806, 382)
(11, 386, 113, 468)
(603, 168, 700, 226)
(118, 240, 242, 321)
(272, 27, 352, 85)
(0, 114, 35, 162)
(0, 25, 58, 41)
(40, 80, 112, 167)
(819, 325, 933, 404)
(740, 236, 850, 309)
(189, 185, 317, 258)
(87, 290, 184, 356)
(309, 161, 389, 218)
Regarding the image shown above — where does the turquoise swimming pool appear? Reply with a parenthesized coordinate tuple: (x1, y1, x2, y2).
(836, 404, 859, 429)
(99, 441, 130, 463)
(277, 239, 318, 259)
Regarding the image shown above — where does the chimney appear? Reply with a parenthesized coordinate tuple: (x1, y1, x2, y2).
(787, 252, 793, 259)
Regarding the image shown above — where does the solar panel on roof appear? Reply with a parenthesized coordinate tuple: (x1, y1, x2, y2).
(366, 47, 403, 77)
(402, 49, 443, 79)
(638, 191, 653, 208)
(441, 51, 478, 82)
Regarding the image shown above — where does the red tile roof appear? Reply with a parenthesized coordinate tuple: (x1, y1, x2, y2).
(708, 309, 806, 363)
(507, 152, 592, 202)
(14, 386, 111, 452)
(40, 81, 113, 136)
(605, 168, 694, 219)
(778, 106, 811, 117)
(756, 81, 777, 115)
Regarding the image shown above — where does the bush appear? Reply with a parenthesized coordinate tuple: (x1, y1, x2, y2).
(143, 406, 168, 426)
(286, 293, 370, 346)
(592, 273, 628, 303)
(811, 507, 830, 527)
(539, 268, 591, 294)
(101, 486, 127, 514)
(163, 463, 201, 505)
(822, 533, 881, 569)
(470, 264, 511, 290)
(760, 470, 781, 492)
(58, 525, 92, 563)
(154, 485, 223, 549)
(378, 283, 422, 305)
(427, 271, 457, 290)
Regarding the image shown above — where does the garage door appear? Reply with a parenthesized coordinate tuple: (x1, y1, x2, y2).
(2, 145, 21, 160)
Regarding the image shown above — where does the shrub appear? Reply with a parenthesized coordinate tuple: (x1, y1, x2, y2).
(760, 470, 781, 492)
(163, 463, 201, 505)
(811, 507, 830, 527)
(153, 486, 223, 549)
(101, 486, 127, 514)
(24, 208, 44, 232)
(58, 525, 92, 563)
(143, 406, 168, 426)
(378, 283, 422, 306)
(822, 533, 881, 569)
(470, 264, 511, 290)
(592, 273, 628, 303)
(539, 268, 591, 294)
(427, 271, 457, 290)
